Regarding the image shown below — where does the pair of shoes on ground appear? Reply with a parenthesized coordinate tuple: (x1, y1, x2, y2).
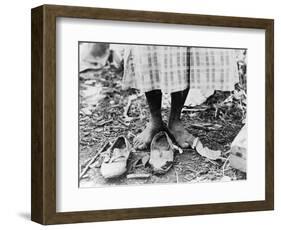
(100, 131, 175, 179)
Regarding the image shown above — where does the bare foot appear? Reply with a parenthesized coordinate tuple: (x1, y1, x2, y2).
(134, 121, 165, 150)
(168, 120, 195, 148)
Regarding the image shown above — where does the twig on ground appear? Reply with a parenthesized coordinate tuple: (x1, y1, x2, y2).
(222, 156, 230, 177)
(123, 94, 141, 121)
(117, 118, 130, 127)
(126, 173, 151, 179)
(205, 158, 220, 166)
(190, 123, 222, 131)
(79, 142, 111, 180)
(123, 95, 134, 119)
(182, 106, 208, 112)
(96, 119, 113, 126)
(127, 132, 136, 139)
(175, 169, 179, 183)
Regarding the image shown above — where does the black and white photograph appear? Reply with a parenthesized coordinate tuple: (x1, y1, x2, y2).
(78, 42, 247, 188)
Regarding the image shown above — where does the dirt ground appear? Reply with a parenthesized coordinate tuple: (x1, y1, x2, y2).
(79, 67, 246, 188)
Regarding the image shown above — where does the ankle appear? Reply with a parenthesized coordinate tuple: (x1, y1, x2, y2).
(150, 116, 163, 126)
(168, 117, 181, 127)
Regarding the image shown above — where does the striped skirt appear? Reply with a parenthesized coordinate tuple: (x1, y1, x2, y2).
(122, 45, 239, 94)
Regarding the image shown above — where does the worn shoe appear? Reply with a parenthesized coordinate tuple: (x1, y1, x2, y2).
(149, 131, 175, 174)
(100, 136, 131, 179)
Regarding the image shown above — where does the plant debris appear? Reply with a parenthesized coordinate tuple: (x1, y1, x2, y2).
(79, 57, 247, 187)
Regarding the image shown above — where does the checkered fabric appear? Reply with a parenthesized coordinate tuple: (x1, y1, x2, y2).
(190, 47, 239, 91)
(122, 45, 239, 94)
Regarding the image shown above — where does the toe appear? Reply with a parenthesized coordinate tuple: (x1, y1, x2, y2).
(134, 140, 140, 148)
(133, 136, 140, 144)
(180, 140, 190, 149)
(136, 142, 148, 150)
(133, 138, 137, 145)
(185, 139, 191, 145)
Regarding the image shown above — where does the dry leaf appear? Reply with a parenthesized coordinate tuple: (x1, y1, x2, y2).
(195, 140, 221, 160)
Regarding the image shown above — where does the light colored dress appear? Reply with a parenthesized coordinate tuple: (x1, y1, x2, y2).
(122, 45, 239, 94)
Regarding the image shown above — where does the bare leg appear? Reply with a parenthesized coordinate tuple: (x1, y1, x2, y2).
(134, 90, 165, 149)
(168, 88, 194, 148)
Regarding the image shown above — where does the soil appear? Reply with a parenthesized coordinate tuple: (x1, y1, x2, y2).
(79, 67, 246, 188)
